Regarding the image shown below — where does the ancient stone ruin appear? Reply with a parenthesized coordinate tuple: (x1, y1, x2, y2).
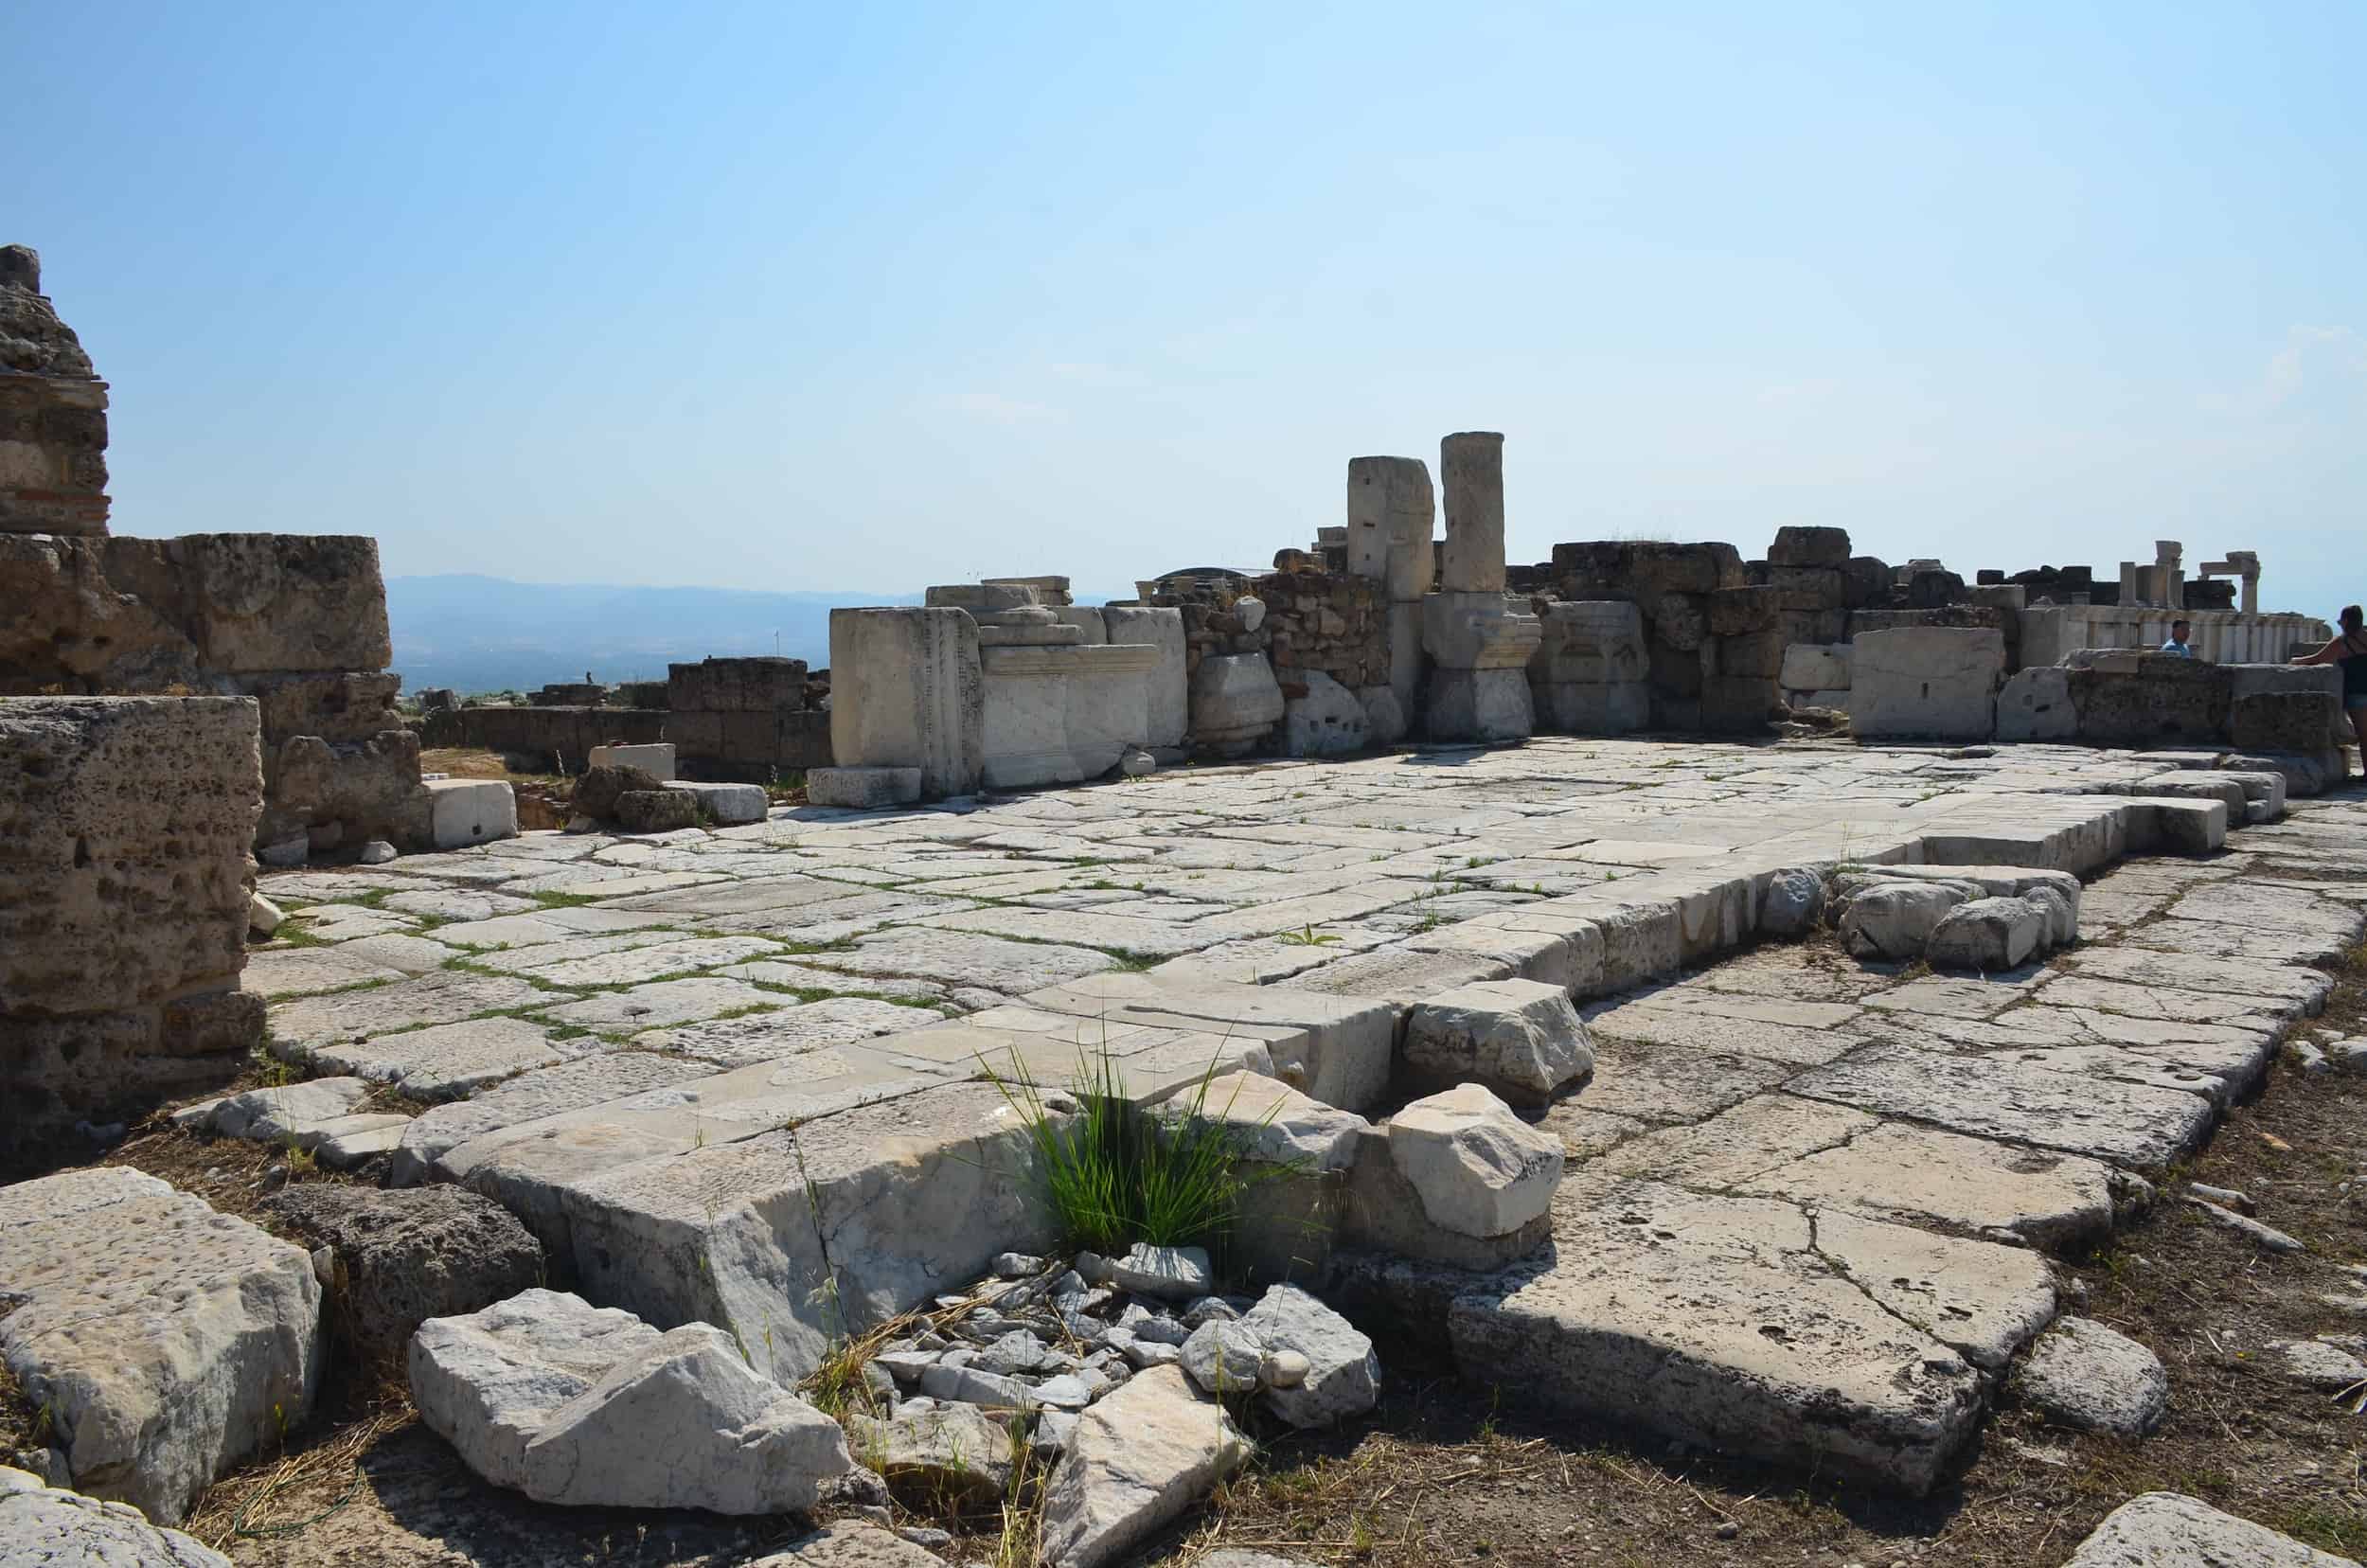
(5, 242, 2365, 1568)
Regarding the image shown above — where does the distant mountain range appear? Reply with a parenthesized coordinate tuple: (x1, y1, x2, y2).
(385, 575, 923, 696)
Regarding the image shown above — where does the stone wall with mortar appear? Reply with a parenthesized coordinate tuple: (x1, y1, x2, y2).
(0, 245, 110, 539)
(0, 696, 265, 1170)
(0, 531, 429, 853)
(1251, 568, 1387, 690)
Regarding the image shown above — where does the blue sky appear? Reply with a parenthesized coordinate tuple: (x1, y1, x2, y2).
(10, 2, 2362, 614)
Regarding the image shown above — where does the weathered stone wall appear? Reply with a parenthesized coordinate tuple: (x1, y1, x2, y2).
(419, 704, 667, 765)
(1252, 568, 1387, 690)
(0, 246, 110, 539)
(1, 696, 265, 1170)
(0, 531, 426, 852)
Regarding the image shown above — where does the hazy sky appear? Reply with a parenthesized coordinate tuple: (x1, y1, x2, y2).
(11, 2, 2362, 614)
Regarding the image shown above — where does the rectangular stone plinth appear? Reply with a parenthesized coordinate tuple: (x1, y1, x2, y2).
(980, 642, 1161, 789)
(828, 607, 982, 799)
(1848, 628, 2005, 740)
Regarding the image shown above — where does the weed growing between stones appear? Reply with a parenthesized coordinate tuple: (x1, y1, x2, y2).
(984, 1043, 1277, 1257)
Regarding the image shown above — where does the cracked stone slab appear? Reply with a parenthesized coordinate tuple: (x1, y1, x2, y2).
(389, 1052, 717, 1185)
(1581, 998, 1856, 1067)
(2059, 949, 2331, 1018)
(2025, 973, 2295, 1030)
(241, 945, 409, 998)
(429, 908, 679, 949)
(1861, 972, 2046, 1020)
(270, 970, 560, 1051)
(1787, 1042, 2216, 1174)
(311, 1016, 575, 1100)
(2119, 918, 2355, 966)
(792, 928, 1117, 994)
(380, 887, 543, 922)
(518, 935, 787, 988)
(1561, 1038, 1796, 1128)
(541, 976, 780, 1031)
(1439, 1173, 1996, 1495)
(635, 998, 940, 1068)
(715, 960, 948, 1002)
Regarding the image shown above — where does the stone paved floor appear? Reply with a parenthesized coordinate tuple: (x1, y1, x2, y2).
(249, 737, 2367, 1490)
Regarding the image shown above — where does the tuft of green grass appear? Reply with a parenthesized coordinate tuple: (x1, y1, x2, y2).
(982, 1044, 1279, 1257)
(1275, 923, 1342, 948)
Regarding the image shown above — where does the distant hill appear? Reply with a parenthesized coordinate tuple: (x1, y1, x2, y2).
(384, 575, 923, 696)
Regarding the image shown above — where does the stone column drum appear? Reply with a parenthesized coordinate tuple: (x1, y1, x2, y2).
(1440, 432, 1507, 594)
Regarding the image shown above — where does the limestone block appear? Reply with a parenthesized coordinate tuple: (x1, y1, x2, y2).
(1995, 666, 2076, 741)
(1055, 606, 1109, 643)
(1651, 592, 1709, 652)
(1425, 668, 1533, 744)
(0, 1466, 230, 1565)
(848, 1401, 1011, 1506)
(1530, 600, 1646, 684)
(587, 741, 676, 777)
(408, 1291, 850, 1513)
(1768, 526, 1851, 568)
(262, 1184, 543, 1366)
(1839, 882, 1968, 960)
(0, 696, 260, 1016)
(1164, 1072, 1363, 1281)
(807, 766, 921, 809)
(1038, 1365, 1249, 1568)
(2063, 1492, 2356, 1567)
(1100, 605, 1188, 748)
(1759, 868, 1827, 936)
(664, 779, 768, 825)
(1235, 1285, 1380, 1429)
(2062, 652, 2231, 744)
(1384, 1084, 1563, 1238)
(2231, 691, 2339, 754)
(1188, 652, 1284, 755)
(1357, 685, 1408, 745)
(1439, 432, 1506, 594)
(1779, 643, 1850, 691)
(1848, 628, 2004, 740)
(1551, 541, 1745, 600)
(2009, 1316, 2166, 1437)
(1423, 591, 1543, 670)
(978, 642, 1159, 788)
(611, 789, 700, 833)
(667, 656, 807, 713)
(1404, 979, 1593, 1107)
(1704, 585, 1780, 636)
(427, 778, 517, 849)
(828, 607, 982, 798)
(1532, 679, 1649, 735)
(1280, 669, 1369, 757)
(1926, 896, 2045, 971)
(0, 1168, 323, 1523)
(90, 534, 393, 675)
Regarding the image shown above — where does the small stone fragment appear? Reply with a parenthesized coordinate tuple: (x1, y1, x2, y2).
(849, 1400, 1012, 1506)
(1237, 1285, 1379, 1429)
(1109, 1243, 1214, 1300)
(358, 840, 399, 865)
(1259, 1349, 1310, 1389)
(249, 893, 285, 937)
(2009, 1316, 2167, 1437)
(1180, 1320, 1266, 1396)
(2187, 1197, 2305, 1254)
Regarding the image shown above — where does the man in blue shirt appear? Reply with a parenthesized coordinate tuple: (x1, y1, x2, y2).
(2160, 619, 2194, 657)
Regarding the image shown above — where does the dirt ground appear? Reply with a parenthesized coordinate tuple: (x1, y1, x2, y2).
(11, 948, 2362, 1567)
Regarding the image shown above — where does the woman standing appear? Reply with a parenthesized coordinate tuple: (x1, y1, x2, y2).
(2294, 604, 2367, 758)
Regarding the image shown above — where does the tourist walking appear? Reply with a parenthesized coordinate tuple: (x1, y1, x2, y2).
(2293, 604, 2367, 757)
(2160, 618, 2195, 657)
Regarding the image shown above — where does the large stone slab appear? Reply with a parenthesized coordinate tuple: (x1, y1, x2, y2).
(0, 1168, 322, 1523)
(408, 1289, 850, 1512)
(1787, 1042, 2216, 1174)
(1039, 1364, 1250, 1568)
(1440, 1175, 2009, 1495)
(799, 928, 1117, 994)
(553, 1083, 1049, 1383)
(1021, 971, 1397, 1113)
(388, 1051, 711, 1185)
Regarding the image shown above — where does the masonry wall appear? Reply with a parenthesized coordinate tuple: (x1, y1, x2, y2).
(1252, 568, 1387, 689)
(0, 532, 430, 852)
(0, 696, 266, 1171)
(0, 246, 110, 538)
